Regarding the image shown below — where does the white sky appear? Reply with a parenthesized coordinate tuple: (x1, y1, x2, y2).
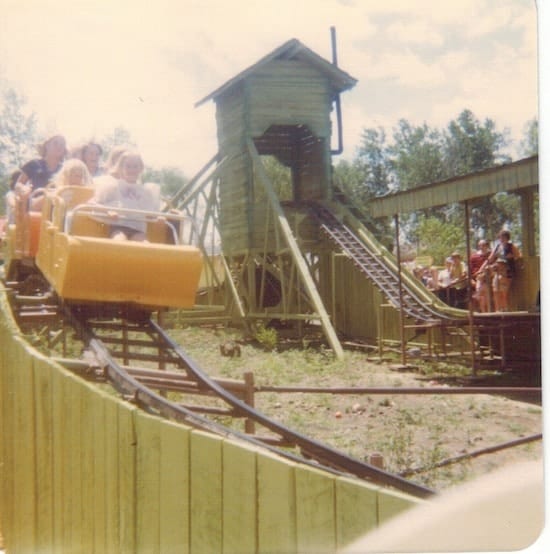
(0, 0, 541, 176)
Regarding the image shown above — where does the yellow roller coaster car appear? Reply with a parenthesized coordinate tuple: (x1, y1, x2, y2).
(31, 186, 203, 309)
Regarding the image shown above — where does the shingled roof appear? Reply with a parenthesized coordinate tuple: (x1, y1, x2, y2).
(195, 38, 357, 107)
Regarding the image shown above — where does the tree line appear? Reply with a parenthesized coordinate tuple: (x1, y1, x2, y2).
(333, 110, 538, 264)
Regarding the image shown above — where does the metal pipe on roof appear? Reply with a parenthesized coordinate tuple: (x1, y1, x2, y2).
(330, 26, 344, 155)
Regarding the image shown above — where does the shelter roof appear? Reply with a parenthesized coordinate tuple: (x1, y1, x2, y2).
(367, 155, 538, 218)
(195, 38, 357, 107)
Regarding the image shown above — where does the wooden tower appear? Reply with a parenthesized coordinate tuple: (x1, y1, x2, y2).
(187, 39, 357, 355)
(174, 39, 540, 366)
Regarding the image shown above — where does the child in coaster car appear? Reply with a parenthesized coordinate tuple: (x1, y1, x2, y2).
(92, 151, 160, 242)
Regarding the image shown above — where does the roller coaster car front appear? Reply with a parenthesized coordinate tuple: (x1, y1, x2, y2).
(32, 186, 204, 310)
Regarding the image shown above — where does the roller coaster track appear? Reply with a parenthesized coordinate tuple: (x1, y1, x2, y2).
(311, 202, 466, 324)
(11, 299, 433, 500)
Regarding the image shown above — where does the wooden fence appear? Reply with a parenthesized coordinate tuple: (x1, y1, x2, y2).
(0, 292, 420, 553)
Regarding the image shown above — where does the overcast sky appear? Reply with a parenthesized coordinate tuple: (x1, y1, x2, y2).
(0, 0, 542, 175)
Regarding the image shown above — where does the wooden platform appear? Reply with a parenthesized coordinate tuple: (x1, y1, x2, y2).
(472, 311, 541, 372)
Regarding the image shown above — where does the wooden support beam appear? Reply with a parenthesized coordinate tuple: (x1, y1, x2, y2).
(247, 139, 344, 359)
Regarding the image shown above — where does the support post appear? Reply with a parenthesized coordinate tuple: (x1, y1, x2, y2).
(394, 214, 407, 367)
(243, 371, 256, 434)
(248, 139, 344, 358)
(464, 200, 477, 375)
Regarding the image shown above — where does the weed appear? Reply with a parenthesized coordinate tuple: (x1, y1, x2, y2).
(254, 323, 278, 351)
(386, 425, 416, 472)
(397, 408, 421, 426)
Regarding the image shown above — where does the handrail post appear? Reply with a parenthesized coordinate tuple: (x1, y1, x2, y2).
(464, 200, 477, 375)
(243, 371, 255, 434)
(394, 213, 407, 367)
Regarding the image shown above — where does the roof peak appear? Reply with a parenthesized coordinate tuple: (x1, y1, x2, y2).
(195, 38, 357, 107)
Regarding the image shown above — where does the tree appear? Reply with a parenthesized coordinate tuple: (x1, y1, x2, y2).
(443, 109, 510, 176)
(99, 126, 136, 160)
(354, 127, 392, 197)
(389, 120, 446, 190)
(142, 166, 188, 199)
(0, 80, 38, 211)
(333, 128, 394, 248)
(520, 118, 538, 157)
(441, 110, 513, 240)
(261, 155, 292, 200)
(343, 111, 516, 261)
(0, 82, 37, 174)
(413, 215, 465, 266)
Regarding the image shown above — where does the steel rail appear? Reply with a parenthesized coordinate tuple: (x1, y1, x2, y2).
(399, 433, 543, 477)
(254, 385, 541, 396)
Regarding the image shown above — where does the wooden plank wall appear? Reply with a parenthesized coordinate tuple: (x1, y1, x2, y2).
(247, 61, 330, 139)
(216, 83, 250, 255)
(215, 59, 334, 256)
(0, 293, 420, 553)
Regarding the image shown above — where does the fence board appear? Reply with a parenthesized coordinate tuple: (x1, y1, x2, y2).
(118, 402, 137, 552)
(80, 383, 97, 551)
(13, 339, 37, 553)
(257, 450, 297, 552)
(68, 373, 83, 551)
(190, 430, 223, 553)
(51, 366, 66, 552)
(335, 476, 378, 550)
(0, 325, 16, 551)
(92, 388, 109, 553)
(160, 421, 191, 553)
(104, 393, 121, 552)
(295, 465, 336, 553)
(33, 355, 55, 552)
(136, 410, 161, 553)
(222, 441, 258, 553)
(377, 488, 421, 523)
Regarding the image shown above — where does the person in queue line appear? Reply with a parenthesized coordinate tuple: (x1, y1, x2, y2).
(92, 150, 160, 241)
(420, 266, 439, 292)
(487, 230, 522, 312)
(473, 266, 491, 312)
(492, 259, 511, 311)
(438, 251, 468, 308)
(469, 239, 491, 312)
(469, 239, 491, 277)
